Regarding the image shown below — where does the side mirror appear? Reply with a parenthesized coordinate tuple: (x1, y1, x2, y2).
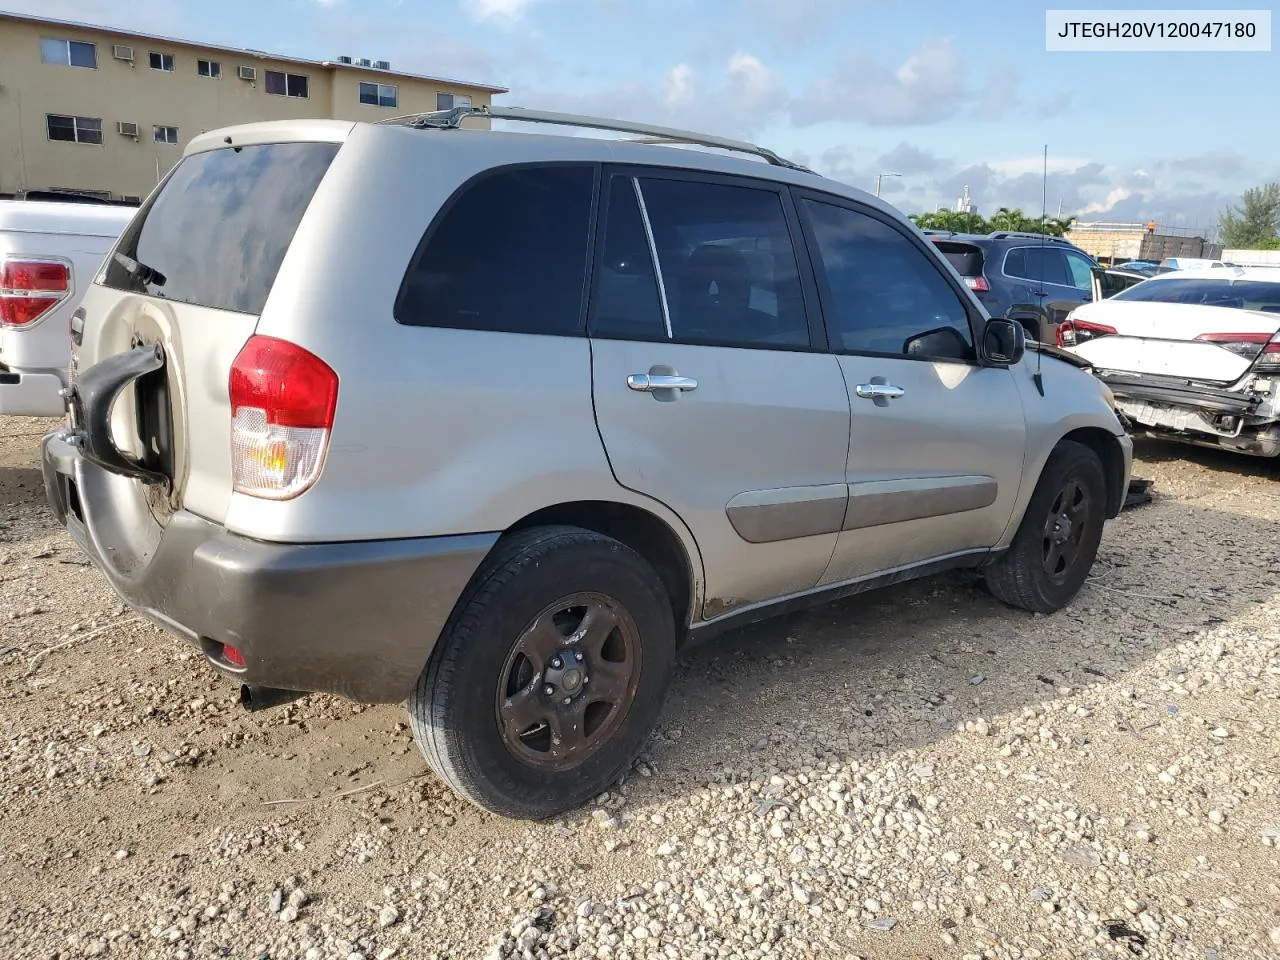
(902, 325, 971, 360)
(983, 318, 1026, 366)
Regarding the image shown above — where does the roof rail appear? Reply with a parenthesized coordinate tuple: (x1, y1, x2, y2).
(378, 104, 815, 173)
(988, 230, 1070, 244)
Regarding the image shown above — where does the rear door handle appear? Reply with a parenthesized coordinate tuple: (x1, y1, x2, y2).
(628, 374, 698, 393)
(854, 383, 905, 400)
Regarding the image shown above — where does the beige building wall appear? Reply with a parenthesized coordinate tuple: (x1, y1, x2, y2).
(0, 14, 504, 200)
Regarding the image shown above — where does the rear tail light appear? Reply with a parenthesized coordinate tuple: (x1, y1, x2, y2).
(229, 335, 338, 500)
(1193, 331, 1274, 361)
(1057, 319, 1116, 347)
(964, 276, 990, 293)
(0, 257, 71, 328)
(1252, 332, 1280, 372)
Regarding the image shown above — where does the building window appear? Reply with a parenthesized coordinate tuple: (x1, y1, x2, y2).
(359, 81, 398, 108)
(47, 114, 103, 145)
(41, 37, 97, 69)
(435, 92, 472, 111)
(264, 71, 309, 98)
(149, 52, 175, 72)
(197, 59, 221, 79)
(154, 125, 179, 145)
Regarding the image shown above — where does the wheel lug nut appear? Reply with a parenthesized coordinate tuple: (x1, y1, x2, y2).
(582, 676, 589, 685)
(563, 696, 572, 705)
(543, 685, 555, 697)
(574, 651, 584, 662)
(550, 657, 562, 669)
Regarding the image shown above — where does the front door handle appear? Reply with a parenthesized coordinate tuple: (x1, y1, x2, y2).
(628, 374, 698, 393)
(854, 383, 905, 401)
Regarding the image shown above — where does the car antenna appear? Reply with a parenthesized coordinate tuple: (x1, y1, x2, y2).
(1033, 143, 1047, 397)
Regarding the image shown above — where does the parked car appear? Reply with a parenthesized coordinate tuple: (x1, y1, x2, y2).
(42, 109, 1132, 818)
(1, 200, 133, 416)
(1159, 257, 1227, 273)
(927, 231, 1143, 342)
(1059, 267, 1280, 458)
(1114, 260, 1161, 277)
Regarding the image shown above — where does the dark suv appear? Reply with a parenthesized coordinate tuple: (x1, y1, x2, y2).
(925, 231, 1102, 342)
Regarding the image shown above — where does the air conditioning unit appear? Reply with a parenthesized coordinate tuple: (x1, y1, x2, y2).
(112, 44, 134, 62)
(373, 60, 391, 70)
(357, 58, 372, 67)
(336, 55, 353, 64)
(237, 65, 257, 82)
(116, 121, 139, 138)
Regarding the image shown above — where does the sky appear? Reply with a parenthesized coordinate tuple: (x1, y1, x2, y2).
(8, 0, 1277, 233)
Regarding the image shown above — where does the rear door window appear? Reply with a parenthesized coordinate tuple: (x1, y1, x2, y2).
(1003, 247, 1070, 286)
(396, 165, 596, 336)
(102, 141, 340, 315)
(630, 176, 811, 349)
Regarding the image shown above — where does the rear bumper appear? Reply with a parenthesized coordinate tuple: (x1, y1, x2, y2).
(42, 429, 498, 703)
(0, 366, 65, 417)
(1099, 372, 1259, 416)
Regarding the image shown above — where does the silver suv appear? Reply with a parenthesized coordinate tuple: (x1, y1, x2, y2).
(41, 107, 1133, 819)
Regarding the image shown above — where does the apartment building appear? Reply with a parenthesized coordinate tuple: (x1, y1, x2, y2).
(0, 12, 507, 201)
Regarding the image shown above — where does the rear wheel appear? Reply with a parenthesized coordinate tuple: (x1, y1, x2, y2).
(409, 526, 675, 819)
(984, 440, 1107, 613)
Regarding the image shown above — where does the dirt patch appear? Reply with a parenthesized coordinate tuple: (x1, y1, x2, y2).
(2, 418, 1278, 959)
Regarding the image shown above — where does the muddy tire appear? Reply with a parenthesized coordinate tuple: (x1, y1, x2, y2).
(984, 440, 1107, 614)
(409, 526, 675, 820)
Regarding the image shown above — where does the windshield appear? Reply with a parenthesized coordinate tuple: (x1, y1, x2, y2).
(101, 141, 340, 315)
(1110, 277, 1280, 313)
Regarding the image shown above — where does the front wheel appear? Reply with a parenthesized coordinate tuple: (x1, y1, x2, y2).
(409, 526, 676, 819)
(984, 440, 1107, 613)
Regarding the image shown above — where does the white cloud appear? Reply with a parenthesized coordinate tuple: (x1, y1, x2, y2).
(987, 156, 1094, 177)
(519, 52, 786, 140)
(466, 0, 541, 22)
(1081, 187, 1133, 215)
(791, 37, 1016, 128)
(663, 64, 695, 108)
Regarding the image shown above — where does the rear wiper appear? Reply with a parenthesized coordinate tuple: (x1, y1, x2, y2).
(112, 251, 167, 288)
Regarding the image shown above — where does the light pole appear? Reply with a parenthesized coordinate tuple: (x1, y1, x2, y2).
(874, 172, 901, 198)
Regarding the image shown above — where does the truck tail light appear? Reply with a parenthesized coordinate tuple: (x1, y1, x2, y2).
(0, 257, 71, 328)
(229, 335, 338, 500)
(1057, 319, 1116, 347)
(1193, 331, 1273, 361)
(964, 276, 990, 293)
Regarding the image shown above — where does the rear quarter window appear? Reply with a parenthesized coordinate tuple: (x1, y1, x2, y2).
(396, 165, 596, 336)
(101, 141, 341, 315)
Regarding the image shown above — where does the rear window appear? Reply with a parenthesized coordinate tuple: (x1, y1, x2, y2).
(102, 141, 340, 315)
(1112, 277, 1280, 312)
(931, 241, 984, 277)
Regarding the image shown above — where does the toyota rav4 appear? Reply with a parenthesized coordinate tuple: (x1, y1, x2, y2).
(42, 107, 1132, 819)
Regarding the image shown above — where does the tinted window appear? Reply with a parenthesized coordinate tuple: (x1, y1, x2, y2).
(932, 241, 984, 277)
(590, 177, 666, 340)
(1063, 250, 1095, 291)
(1111, 277, 1280, 311)
(638, 178, 809, 348)
(102, 141, 340, 315)
(1004, 247, 1070, 286)
(397, 166, 594, 335)
(803, 200, 973, 360)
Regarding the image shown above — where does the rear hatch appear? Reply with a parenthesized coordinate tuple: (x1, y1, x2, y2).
(69, 124, 347, 551)
(930, 239, 990, 296)
(1065, 300, 1280, 386)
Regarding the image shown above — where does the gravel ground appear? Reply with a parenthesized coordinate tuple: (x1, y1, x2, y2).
(1, 414, 1278, 960)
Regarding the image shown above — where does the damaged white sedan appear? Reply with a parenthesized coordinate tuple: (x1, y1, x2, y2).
(1058, 268, 1280, 459)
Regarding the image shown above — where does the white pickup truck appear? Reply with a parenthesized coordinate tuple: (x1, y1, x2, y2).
(1, 200, 133, 416)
